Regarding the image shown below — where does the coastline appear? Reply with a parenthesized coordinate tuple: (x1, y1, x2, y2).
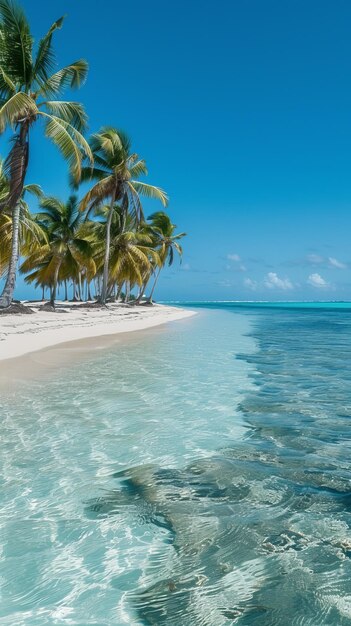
(0, 302, 196, 363)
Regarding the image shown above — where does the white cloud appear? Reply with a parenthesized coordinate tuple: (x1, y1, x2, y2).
(226, 253, 246, 272)
(306, 253, 347, 270)
(244, 278, 258, 290)
(307, 253, 323, 264)
(264, 272, 293, 290)
(307, 273, 329, 288)
(180, 263, 191, 271)
(328, 257, 346, 269)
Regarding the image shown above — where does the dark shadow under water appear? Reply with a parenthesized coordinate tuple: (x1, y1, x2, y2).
(86, 308, 351, 626)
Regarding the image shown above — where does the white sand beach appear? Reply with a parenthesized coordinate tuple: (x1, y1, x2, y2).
(0, 302, 196, 362)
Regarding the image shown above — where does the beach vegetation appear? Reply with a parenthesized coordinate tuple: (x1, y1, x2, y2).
(0, 159, 44, 290)
(141, 211, 185, 303)
(20, 195, 95, 305)
(79, 127, 168, 304)
(0, 0, 90, 307)
(0, 0, 185, 309)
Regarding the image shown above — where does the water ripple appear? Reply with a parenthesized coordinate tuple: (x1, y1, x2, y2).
(1, 307, 351, 624)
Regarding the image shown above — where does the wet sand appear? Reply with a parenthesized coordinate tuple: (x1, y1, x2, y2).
(0, 302, 196, 384)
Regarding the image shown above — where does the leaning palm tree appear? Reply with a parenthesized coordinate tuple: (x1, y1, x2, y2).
(21, 195, 95, 307)
(145, 211, 186, 303)
(0, 159, 44, 286)
(0, 0, 91, 307)
(80, 127, 168, 304)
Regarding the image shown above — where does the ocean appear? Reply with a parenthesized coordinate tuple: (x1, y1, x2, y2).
(1, 302, 351, 625)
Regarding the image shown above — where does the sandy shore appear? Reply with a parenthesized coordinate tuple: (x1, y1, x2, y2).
(0, 302, 196, 362)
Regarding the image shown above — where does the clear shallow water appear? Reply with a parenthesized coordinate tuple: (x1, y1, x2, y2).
(1, 304, 351, 625)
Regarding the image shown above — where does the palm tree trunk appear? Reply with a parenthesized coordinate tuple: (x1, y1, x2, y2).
(64, 280, 68, 301)
(94, 277, 100, 300)
(72, 279, 80, 301)
(125, 281, 130, 303)
(101, 193, 115, 304)
(50, 260, 62, 307)
(107, 284, 114, 299)
(115, 283, 123, 302)
(87, 282, 92, 301)
(0, 202, 21, 308)
(147, 266, 162, 303)
(135, 276, 150, 304)
(0, 122, 29, 308)
(78, 271, 82, 301)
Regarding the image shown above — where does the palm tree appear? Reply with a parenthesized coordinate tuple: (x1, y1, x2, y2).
(84, 204, 159, 301)
(0, 0, 92, 307)
(20, 195, 95, 306)
(80, 127, 168, 304)
(145, 211, 186, 303)
(0, 159, 44, 289)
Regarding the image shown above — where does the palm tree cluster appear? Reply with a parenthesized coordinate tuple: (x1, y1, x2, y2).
(0, 0, 185, 309)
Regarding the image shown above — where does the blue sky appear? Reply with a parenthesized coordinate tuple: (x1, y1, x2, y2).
(3, 0, 351, 301)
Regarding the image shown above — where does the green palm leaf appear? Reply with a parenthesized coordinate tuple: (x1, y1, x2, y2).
(80, 175, 114, 212)
(68, 240, 96, 275)
(33, 16, 64, 84)
(0, 91, 38, 132)
(37, 60, 88, 97)
(131, 181, 169, 207)
(0, 67, 16, 96)
(129, 159, 148, 178)
(91, 127, 124, 159)
(0, 0, 32, 86)
(41, 112, 92, 182)
(20, 243, 51, 273)
(23, 183, 43, 198)
(40, 100, 87, 132)
(0, 4, 90, 307)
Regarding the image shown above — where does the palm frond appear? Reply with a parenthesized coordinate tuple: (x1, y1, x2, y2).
(129, 159, 148, 178)
(0, 0, 33, 86)
(23, 183, 43, 198)
(23, 266, 45, 285)
(131, 181, 169, 207)
(20, 243, 51, 273)
(80, 175, 114, 212)
(68, 239, 96, 273)
(38, 253, 61, 285)
(0, 91, 38, 132)
(114, 128, 131, 154)
(172, 232, 186, 240)
(40, 112, 92, 182)
(91, 127, 123, 159)
(0, 67, 16, 96)
(0, 212, 11, 275)
(37, 59, 88, 97)
(173, 242, 183, 257)
(20, 218, 47, 248)
(39, 195, 66, 214)
(126, 181, 143, 222)
(33, 16, 64, 84)
(147, 211, 174, 235)
(78, 166, 109, 184)
(39, 100, 87, 132)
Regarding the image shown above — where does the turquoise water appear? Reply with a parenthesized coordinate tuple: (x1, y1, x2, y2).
(1, 303, 351, 625)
